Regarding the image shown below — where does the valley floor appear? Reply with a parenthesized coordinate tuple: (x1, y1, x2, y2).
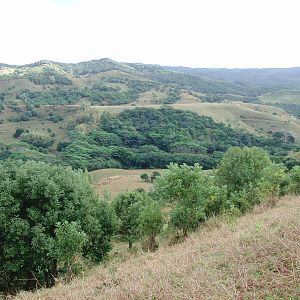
(15, 196, 300, 300)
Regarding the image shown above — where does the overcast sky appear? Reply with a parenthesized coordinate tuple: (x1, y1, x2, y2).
(1, 0, 300, 68)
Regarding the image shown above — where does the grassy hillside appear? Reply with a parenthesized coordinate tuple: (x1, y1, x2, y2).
(0, 59, 249, 108)
(2, 102, 298, 146)
(4, 59, 300, 108)
(15, 195, 300, 300)
(1, 59, 300, 167)
(164, 65, 300, 120)
(90, 168, 164, 198)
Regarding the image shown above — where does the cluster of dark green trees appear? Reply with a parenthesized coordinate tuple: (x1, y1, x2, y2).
(61, 108, 298, 171)
(14, 77, 166, 107)
(28, 68, 72, 85)
(0, 161, 115, 294)
(16, 85, 141, 106)
(1, 147, 299, 296)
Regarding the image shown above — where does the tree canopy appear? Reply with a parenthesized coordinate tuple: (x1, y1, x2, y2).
(0, 160, 115, 294)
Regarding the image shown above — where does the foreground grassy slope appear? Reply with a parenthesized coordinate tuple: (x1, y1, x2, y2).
(16, 196, 300, 300)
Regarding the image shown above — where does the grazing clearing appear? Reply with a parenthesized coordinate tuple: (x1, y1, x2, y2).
(90, 168, 164, 198)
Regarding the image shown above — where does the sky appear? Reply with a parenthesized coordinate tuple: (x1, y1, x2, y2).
(1, 0, 300, 68)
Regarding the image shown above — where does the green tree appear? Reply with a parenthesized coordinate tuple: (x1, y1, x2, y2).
(20, 131, 54, 148)
(259, 163, 287, 204)
(150, 171, 161, 183)
(140, 173, 150, 182)
(53, 221, 87, 281)
(113, 191, 147, 249)
(139, 200, 163, 252)
(155, 163, 206, 237)
(216, 147, 271, 194)
(0, 160, 115, 294)
(288, 166, 300, 195)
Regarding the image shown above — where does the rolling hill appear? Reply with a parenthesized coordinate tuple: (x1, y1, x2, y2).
(1, 58, 300, 169)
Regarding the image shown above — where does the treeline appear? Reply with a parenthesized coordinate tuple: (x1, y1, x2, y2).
(1, 147, 300, 296)
(60, 107, 298, 171)
(15, 82, 150, 106)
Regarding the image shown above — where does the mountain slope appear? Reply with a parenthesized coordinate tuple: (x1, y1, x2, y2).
(2, 59, 300, 108)
(0, 59, 266, 107)
(15, 196, 300, 300)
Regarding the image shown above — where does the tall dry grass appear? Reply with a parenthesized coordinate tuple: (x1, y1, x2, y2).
(15, 196, 300, 300)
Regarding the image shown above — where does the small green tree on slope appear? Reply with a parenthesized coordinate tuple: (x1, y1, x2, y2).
(288, 165, 300, 195)
(216, 147, 272, 211)
(113, 191, 147, 249)
(154, 163, 206, 237)
(216, 147, 272, 194)
(139, 200, 163, 252)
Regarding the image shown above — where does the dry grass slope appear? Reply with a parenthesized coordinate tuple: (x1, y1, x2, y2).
(15, 196, 300, 300)
(90, 168, 164, 198)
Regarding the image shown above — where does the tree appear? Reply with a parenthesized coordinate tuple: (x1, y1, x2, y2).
(288, 166, 300, 195)
(0, 160, 115, 294)
(113, 191, 147, 249)
(216, 147, 271, 194)
(139, 200, 163, 252)
(140, 173, 150, 182)
(259, 163, 287, 204)
(53, 221, 87, 281)
(154, 163, 206, 237)
(14, 127, 27, 138)
(150, 171, 161, 183)
(20, 131, 54, 148)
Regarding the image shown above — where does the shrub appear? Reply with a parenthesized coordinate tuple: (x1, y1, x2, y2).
(113, 191, 148, 249)
(139, 200, 163, 252)
(259, 163, 288, 203)
(155, 163, 207, 237)
(20, 131, 54, 148)
(140, 173, 150, 182)
(216, 147, 271, 194)
(288, 166, 300, 195)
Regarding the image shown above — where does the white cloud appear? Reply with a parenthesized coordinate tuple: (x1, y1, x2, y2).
(1, 0, 300, 67)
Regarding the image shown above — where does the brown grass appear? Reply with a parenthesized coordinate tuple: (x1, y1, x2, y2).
(15, 196, 300, 300)
(90, 168, 164, 198)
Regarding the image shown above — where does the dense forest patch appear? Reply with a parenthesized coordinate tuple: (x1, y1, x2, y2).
(61, 107, 298, 170)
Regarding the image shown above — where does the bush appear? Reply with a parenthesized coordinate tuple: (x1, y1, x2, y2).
(140, 173, 150, 182)
(288, 166, 300, 195)
(20, 131, 54, 148)
(259, 163, 288, 202)
(0, 160, 116, 294)
(155, 163, 207, 237)
(139, 200, 163, 252)
(113, 191, 148, 249)
(14, 127, 28, 138)
(216, 147, 271, 194)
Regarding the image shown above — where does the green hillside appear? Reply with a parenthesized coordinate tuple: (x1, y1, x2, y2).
(14, 195, 300, 300)
(1, 59, 300, 168)
(0, 106, 298, 171)
(0, 58, 270, 108)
